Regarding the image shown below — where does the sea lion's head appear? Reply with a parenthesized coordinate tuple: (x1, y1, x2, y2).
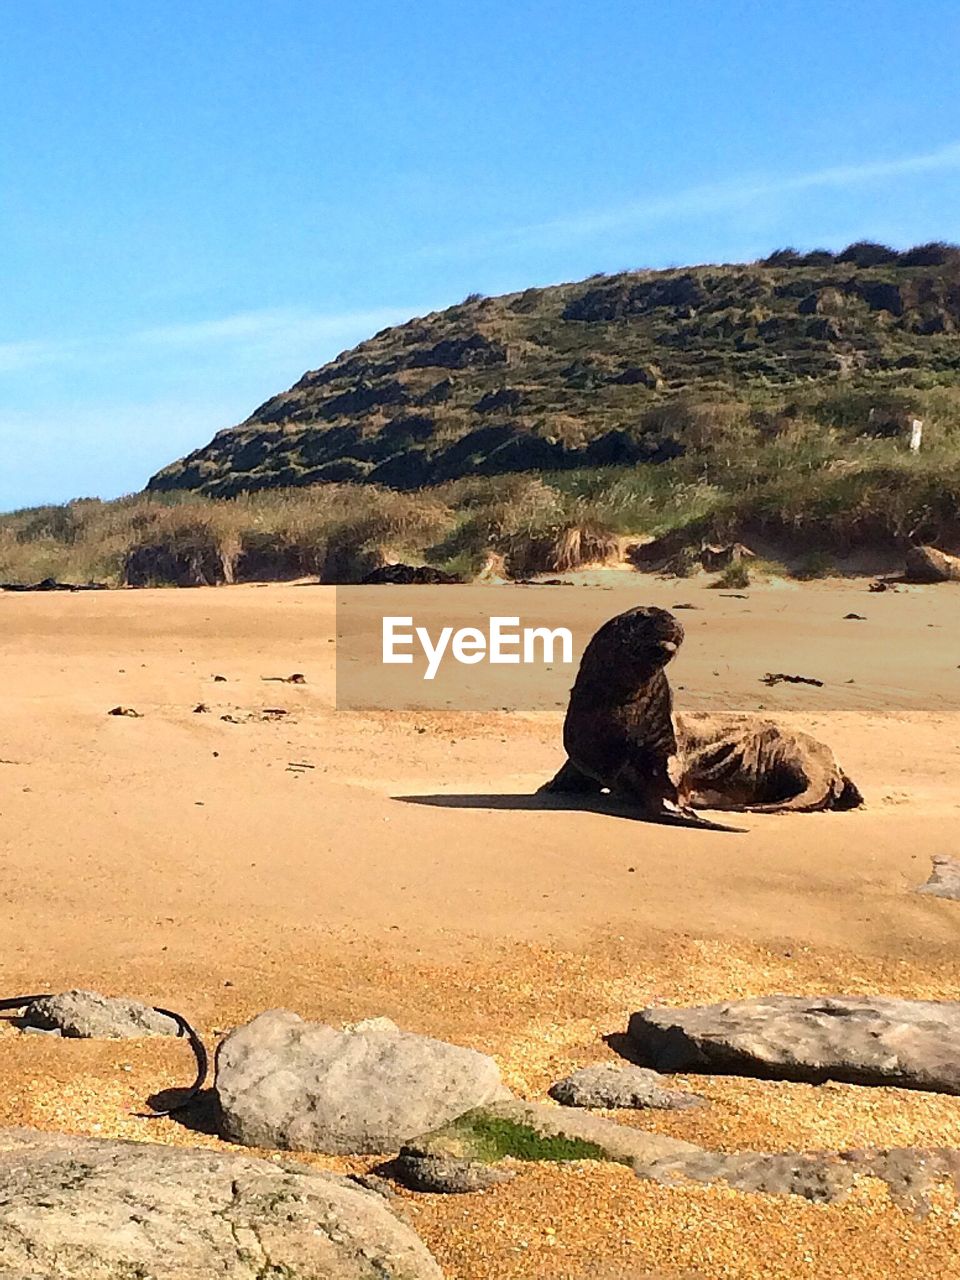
(583, 606, 684, 684)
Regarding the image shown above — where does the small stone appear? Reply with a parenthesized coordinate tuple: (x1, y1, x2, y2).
(21, 991, 179, 1040)
(392, 1152, 516, 1194)
(549, 1063, 706, 1111)
(917, 855, 960, 901)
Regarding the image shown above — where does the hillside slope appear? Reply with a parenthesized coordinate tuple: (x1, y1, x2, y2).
(148, 244, 960, 499)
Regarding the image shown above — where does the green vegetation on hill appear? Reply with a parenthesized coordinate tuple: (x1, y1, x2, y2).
(5, 243, 960, 588)
(148, 241, 960, 498)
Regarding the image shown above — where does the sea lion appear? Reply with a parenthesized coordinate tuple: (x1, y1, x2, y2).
(541, 606, 862, 823)
(676, 712, 863, 812)
(539, 606, 722, 828)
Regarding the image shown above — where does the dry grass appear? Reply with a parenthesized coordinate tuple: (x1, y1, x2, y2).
(6, 413, 960, 587)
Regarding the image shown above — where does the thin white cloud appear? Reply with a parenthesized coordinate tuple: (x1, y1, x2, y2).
(419, 141, 960, 258)
(0, 338, 78, 374)
(0, 306, 420, 377)
(133, 306, 414, 349)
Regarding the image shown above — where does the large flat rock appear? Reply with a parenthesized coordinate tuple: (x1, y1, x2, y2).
(0, 1127, 441, 1278)
(215, 1010, 510, 1154)
(627, 995, 960, 1093)
(633, 1145, 960, 1211)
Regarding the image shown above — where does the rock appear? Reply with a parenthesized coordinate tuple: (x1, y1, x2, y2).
(627, 995, 960, 1093)
(392, 1152, 517, 1193)
(407, 1098, 700, 1167)
(361, 563, 461, 585)
(904, 544, 960, 583)
(917, 855, 960, 900)
(0, 1127, 442, 1278)
(215, 1009, 510, 1154)
(21, 990, 179, 1039)
(549, 1063, 705, 1111)
(634, 1145, 960, 1212)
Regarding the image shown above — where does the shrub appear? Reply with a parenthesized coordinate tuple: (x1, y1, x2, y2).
(836, 240, 899, 268)
(712, 561, 751, 589)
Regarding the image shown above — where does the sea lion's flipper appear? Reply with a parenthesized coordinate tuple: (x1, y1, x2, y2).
(609, 757, 743, 833)
(649, 799, 744, 833)
(836, 772, 864, 810)
(538, 758, 604, 795)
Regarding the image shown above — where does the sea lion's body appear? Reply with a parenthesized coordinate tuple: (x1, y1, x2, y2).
(539, 607, 710, 827)
(676, 712, 862, 812)
(542, 606, 862, 823)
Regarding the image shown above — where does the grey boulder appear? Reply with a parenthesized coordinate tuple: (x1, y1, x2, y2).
(628, 995, 960, 1093)
(904, 544, 960, 583)
(21, 990, 178, 1039)
(549, 1063, 705, 1110)
(917, 855, 960, 901)
(215, 1010, 510, 1154)
(0, 1127, 442, 1279)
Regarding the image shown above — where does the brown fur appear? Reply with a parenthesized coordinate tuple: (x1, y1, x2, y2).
(677, 712, 863, 812)
(539, 607, 722, 828)
(541, 606, 862, 822)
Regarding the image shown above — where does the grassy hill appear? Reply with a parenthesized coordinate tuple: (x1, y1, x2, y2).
(148, 241, 960, 499)
(5, 242, 960, 588)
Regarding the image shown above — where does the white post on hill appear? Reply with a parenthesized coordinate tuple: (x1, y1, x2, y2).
(909, 418, 923, 453)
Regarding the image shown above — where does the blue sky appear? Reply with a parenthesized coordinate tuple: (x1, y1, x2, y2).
(2, 0, 960, 511)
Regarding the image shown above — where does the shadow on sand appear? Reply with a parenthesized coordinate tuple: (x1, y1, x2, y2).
(393, 792, 741, 831)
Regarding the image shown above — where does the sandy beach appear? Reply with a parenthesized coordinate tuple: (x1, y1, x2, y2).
(2, 577, 960, 1278)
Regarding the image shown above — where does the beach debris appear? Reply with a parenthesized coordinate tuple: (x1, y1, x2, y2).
(761, 672, 824, 687)
(0, 578, 107, 592)
(214, 1010, 510, 1154)
(700, 542, 755, 572)
(0, 1131, 442, 1279)
(192, 703, 209, 713)
(287, 761, 315, 772)
(212, 674, 227, 681)
(844, 613, 867, 620)
(916, 855, 960, 901)
(262, 672, 306, 683)
(672, 602, 699, 610)
(108, 705, 141, 717)
(549, 1063, 706, 1111)
(627, 995, 960, 1093)
(362, 563, 462, 585)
